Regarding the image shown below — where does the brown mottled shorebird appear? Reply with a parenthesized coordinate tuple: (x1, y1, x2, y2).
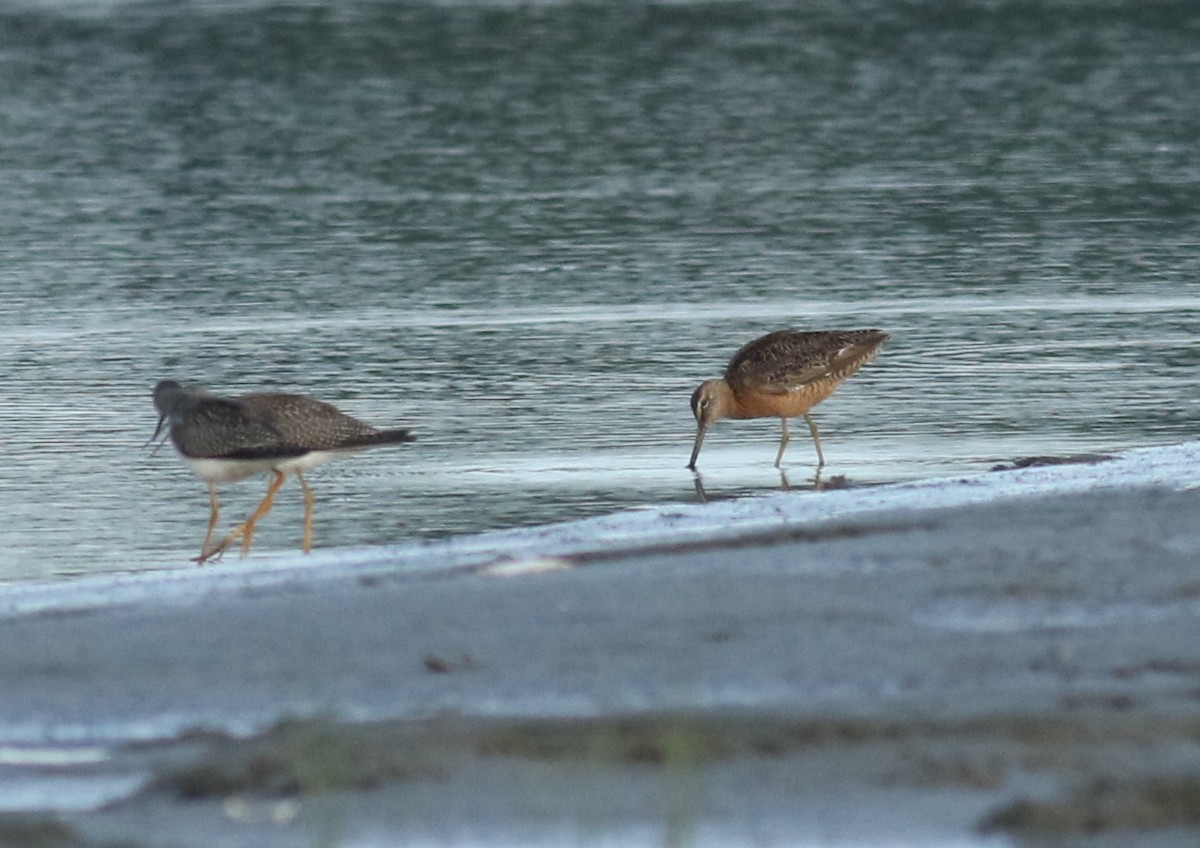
(688, 328, 888, 469)
(150, 380, 415, 564)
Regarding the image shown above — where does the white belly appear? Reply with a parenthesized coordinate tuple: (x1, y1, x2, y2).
(186, 450, 342, 484)
(274, 451, 341, 474)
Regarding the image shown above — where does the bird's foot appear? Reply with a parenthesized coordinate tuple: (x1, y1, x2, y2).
(193, 541, 230, 566)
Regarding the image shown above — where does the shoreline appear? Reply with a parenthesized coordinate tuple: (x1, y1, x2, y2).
(3, 441, 1197, 619)
(3, 443, 1200, 845)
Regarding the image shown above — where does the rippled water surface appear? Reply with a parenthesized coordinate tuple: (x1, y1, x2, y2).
(2, 0, 1198, 580)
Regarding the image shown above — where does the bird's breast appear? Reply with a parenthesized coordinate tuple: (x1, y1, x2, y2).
(186, 457, 280, 484)
(732, 379, 841, 419)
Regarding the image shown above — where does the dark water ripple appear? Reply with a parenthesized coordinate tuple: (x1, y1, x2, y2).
(0, 0, 1197, 579)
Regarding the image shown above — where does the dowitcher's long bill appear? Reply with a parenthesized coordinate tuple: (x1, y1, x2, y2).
(687, 328, 888, 470)
(150, 380, 415, 564)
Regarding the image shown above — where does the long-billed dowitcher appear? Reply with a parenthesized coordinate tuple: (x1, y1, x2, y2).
(687, 328, 888, 469)
(150, 380, 415, 564)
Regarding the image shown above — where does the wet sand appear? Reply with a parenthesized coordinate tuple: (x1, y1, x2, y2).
(4, 452, 1200, 845)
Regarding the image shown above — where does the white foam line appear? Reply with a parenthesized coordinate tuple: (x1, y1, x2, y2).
(0, 745, 110, 766)
(2, 442, 1197, 619)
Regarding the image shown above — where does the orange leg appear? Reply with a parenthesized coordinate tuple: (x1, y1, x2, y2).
(238, 470, 287, 556)
(296, 471, 315, 553)
(198, 471, 287, 564)
(199, 483, 221, 561)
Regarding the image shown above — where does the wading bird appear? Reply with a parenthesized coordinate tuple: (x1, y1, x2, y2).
(688, 329, 887, 469)
(150, 380, 415, 563)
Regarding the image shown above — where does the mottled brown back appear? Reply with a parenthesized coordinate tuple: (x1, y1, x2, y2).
(725, 329, 888, 394)
(163, 387, 413, 461)
(169, 396, 295, 460)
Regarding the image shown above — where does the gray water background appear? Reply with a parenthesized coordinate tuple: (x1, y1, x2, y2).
(1, 0, 1198, 580)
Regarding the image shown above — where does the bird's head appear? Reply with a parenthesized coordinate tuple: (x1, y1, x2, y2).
(690, 379, 733, 427)
(147, 380, 194, 452)
(687, 380, 734, 470)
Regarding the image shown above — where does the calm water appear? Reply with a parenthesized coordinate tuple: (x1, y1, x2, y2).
(1, 0, 1198, 580)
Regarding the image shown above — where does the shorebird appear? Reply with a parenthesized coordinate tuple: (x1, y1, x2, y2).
(150, 380, 415, 563)
(687, 328, 888, 469)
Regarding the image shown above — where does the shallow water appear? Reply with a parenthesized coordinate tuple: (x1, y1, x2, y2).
(1, 0, 1198, 580)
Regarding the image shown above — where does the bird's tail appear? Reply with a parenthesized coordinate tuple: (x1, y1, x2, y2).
(829, 330, 888, 377)
(349, 428, 417, 449)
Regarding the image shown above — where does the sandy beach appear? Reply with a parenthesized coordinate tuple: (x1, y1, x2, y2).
(3, 444, 1200, 846)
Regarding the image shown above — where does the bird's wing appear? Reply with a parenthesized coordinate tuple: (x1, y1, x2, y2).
(726, 329, 886, 394)
(175, 397, 298, 460)
(237, 393, 380, 452)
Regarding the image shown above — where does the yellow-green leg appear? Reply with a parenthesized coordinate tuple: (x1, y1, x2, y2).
(804, 413, 826, 467)
(776, 414, 826, 468)
(774, 418, 790, 467)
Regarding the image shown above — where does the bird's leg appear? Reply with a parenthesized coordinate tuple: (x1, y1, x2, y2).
(198, 471, 286, 564)
(198, 483, 220, 560)
(803, 413, 826, 467)
(296, 471, 315, 553)
(774, 418, 790, 467)
(239, 470, 287, 556)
